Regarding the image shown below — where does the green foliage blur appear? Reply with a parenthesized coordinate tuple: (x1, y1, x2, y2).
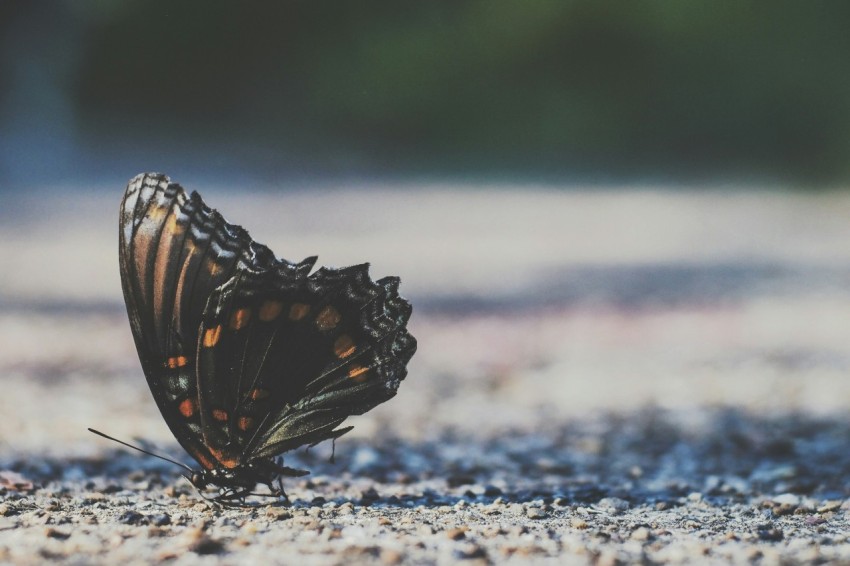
(5, 1, 850, 184)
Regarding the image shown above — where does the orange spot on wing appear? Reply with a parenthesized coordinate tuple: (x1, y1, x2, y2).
(163, 212, 185, 236)
(166, 355, 188, 369)
(178, 398, 197, 418)
(259, 300, 283, 321)
(203, 325, 222, 348)
(249, 388, 270, 401)
(238, 417, 255, 431)
(316, 305, 341, 331)
(147, 206, 168, 222)
(333, 335, 356, 358)
(208, 448, 240, 469)
(229, 308, 251, 330)
(207, 259, 221, 277)
(188, 447, 216, 471)
(212, 409, 228, 422)
(347, 365, 369, 382)
(289, 303, 310, 321)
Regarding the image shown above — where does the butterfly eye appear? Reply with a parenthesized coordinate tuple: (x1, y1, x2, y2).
(190, 472, 206, 488)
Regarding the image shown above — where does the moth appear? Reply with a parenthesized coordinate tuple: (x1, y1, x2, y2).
(100, 173, 415, 503)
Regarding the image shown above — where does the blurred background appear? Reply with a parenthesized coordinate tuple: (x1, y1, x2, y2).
(1, 1, 850, 472)
(3, 1, 850, 187)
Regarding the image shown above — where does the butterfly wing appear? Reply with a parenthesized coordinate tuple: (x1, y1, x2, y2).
(120, 172, 416, 473)
(119, 173, 277, 470)
(194, 257, 416, 467)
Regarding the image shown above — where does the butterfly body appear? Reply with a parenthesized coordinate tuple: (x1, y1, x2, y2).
(188, 459, 308, 502)
(118, 173, 416, 502)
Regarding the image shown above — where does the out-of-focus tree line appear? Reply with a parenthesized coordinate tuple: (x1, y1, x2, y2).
(2, 1, 850, 185)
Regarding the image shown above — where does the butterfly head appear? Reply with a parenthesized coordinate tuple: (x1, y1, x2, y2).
(188, 471, 208, 490)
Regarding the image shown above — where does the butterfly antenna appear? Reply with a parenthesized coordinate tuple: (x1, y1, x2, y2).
(87, 428, 194, 473)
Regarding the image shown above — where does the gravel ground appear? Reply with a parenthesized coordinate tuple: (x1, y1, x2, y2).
(1, 183, 850, 564)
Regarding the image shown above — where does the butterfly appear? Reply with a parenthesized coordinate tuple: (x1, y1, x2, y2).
(113, 173, 416, 503)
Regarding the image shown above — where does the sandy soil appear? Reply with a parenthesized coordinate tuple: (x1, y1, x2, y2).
(1, 183, 850, 564)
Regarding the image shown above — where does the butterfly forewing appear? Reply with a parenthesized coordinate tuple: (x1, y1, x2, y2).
(119, 173, 417, 479)
(119, 174, 274, 470)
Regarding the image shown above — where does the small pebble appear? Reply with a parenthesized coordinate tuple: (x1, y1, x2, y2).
(361, 488, 379, 504)
(191, 537, 226, 555)
(380, 549, 405, 565)
(596, 498, 630, 513)
(774, 503, 796, 516)
(818, 501, 841, 514)
(188, 530, 226, 555)
(127, 471, 146, 482)
(758, 526, 784, 542)
(772, 493, 801, 506)
(45, 528, 70, 540)
(147, 526, 169, 538)
(453, 543, 487, 560)
(446, 475, 475, 488)
(82, 493, 106, 503)
(482, 526, 504, 537)
(483, 485, 502, 497)
(118, 511, 148, 526)
(265, 507, 292, 521)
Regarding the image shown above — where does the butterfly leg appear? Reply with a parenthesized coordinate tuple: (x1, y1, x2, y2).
(212, 487, 255, 507)
(261, 476, 290, 504)
(307, 426, 353, 464)
(267, 458, 290, 501)
(276, 476, 290, 504)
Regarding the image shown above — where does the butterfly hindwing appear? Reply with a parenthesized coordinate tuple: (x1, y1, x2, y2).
(195, 263, 416, 463)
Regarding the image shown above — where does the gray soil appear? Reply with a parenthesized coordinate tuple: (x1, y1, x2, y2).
(1, 184, 850, 564)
